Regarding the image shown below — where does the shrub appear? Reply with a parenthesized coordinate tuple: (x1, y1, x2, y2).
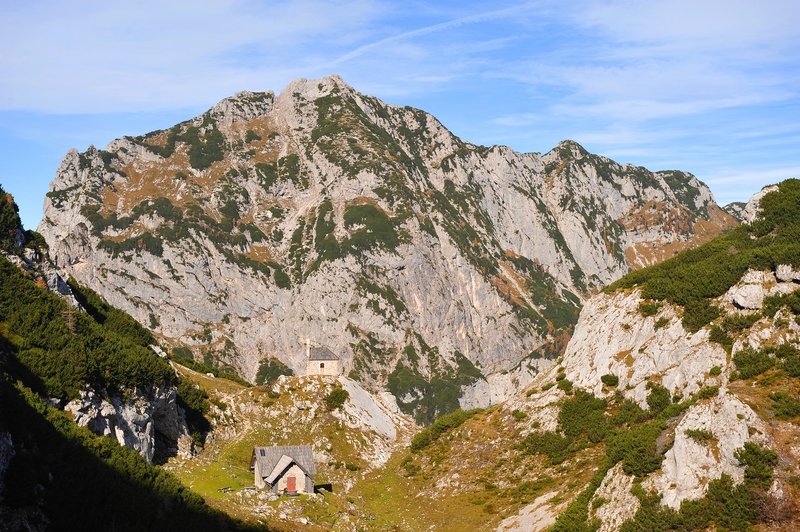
(600, 374, 619, 387)
(410, 408, 482, 452)
(708, 325, 733, 347)
(254, 357, 293, 386)
(512, 409, 528, 420)
(560, 390, 608, 443)
(733, 347, 775, 379)
(646, 382, 671, 414)
(654, 317, 670, 329)
(709, 366, 722, 376)
(273, 267, 291, 289)
(769, 391, 800, 419)
(783, 356, 800, 377)
(325, 387, 349, 411)
(638, 301, 663, 317)
(685, 428, 715, 442)
(521, 431, 573, 465)
(698, 386, 719, 399)
(245, 129, 262, 143)
(682, 300, 722, 333)
(607, 420, 666, 477)
(722, 313, 761, 333)
(735, 441, 778, 489)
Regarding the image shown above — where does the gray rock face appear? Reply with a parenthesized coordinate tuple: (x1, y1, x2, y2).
(589, 463, 639, 532)
(65, 384, 194, 464)
(776, 264, 800, 283)
(38, 75, 736, 415)
(740, 185, 779, 223)
(645, 395, 769, 508)
(731, 283, 765, 310)
(562, 289, 727, 406)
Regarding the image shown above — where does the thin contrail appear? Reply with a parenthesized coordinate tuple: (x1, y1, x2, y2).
(326, 2, 536, 67)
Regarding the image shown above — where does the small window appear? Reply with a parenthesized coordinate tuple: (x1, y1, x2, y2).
(320, 363, 325, 369)
(260, 449, 265, 456)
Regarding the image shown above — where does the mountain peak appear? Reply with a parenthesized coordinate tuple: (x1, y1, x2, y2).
(38, 77, 737, 419)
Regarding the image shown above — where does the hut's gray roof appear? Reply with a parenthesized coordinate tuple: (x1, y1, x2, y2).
(250, 445, 316, 478)
(308, 346, 338, 361)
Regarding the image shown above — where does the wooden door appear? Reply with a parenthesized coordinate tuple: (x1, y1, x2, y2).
(287, 476, 296, 492)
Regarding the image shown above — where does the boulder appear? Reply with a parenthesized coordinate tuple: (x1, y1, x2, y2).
(732, 283, 765, 310)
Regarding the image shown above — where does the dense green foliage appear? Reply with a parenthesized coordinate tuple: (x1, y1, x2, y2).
(171, 347, 252, 387)
(66, 278, 155, 347)
(410, 408, 482, 452)
(731, 342, 800, 381)
(600, 373, 619, 387)
(0, 184, 22, 250)
(733, 347, 776, 379)
(523, 385, 688, 477)
(607, 179, 800, 330)
(637, 301, 662, 317)
(254, 357, 294, 386)
(0, 258, 174, 400)
(769, 391, 800, 419)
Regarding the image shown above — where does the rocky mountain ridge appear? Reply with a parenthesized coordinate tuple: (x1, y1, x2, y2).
(38, 75, 737, 421)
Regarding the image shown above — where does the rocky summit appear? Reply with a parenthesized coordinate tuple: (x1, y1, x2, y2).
(38, 75, 736, 422)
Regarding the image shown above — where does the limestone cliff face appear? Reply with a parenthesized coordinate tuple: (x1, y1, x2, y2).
(38, 75, 736, 419)
(65, 383, 195, 464)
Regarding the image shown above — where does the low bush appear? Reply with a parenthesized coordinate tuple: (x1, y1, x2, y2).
(638, 301, 663, 317)
(733, 347, 775, 380)
(685, 428, 715, 442)
(769, 391, 800, 419)
(600, 374, 619, 387)
(325, 387, 349, 411)
(254, 357, 293, 386)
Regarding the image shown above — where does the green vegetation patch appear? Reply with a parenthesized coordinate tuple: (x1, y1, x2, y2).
(607, 179, 800, 331)
(342, 203, 402, 255)
(142, 121, 227, 170)
(254, 356, 294, 386)
(0, 258, 174, 401)
(410, 408, 482, 452)
(387, 342, 483, 425)
(325, 386, 349, 411)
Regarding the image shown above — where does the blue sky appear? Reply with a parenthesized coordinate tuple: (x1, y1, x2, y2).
(2, 0, 799, 230)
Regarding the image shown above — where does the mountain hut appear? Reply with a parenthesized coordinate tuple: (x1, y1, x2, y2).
(250, 445, 316, 495)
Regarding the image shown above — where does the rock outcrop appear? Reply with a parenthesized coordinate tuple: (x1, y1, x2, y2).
(65, 384, 194, 464)
(561, 289, 727, 406)
(551, 262, 799, 517)
(38, 75, 737, 417)
(589, 463, 640, 532)
(645, 394, 770, 508)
